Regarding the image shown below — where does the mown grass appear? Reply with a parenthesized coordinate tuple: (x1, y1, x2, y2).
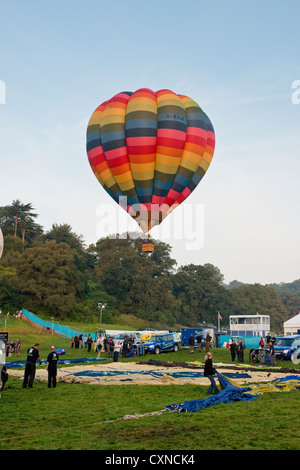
(1, 316, 300, 451)
(1, 377, 299, 450)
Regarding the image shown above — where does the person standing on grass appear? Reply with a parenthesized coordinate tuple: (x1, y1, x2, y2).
(96, 335, 103, 357)
(204, 352, 219, 395)
(269, 341, 276, 367)
(205, 331, 212, 352)
(237, 339, 245, 362)
(46, 346, 59, 388)
(122, 335, 129, 358)
(23, 343, 42, 388)
(113, 341, 121, 362)
(16, 337, 21, 357)
(107, 336, 114, 358)
(87, 334, 93, 352)
(188, 334, 194, 353)
(230, 339, 237, 361)
(196, 333, 202, 352)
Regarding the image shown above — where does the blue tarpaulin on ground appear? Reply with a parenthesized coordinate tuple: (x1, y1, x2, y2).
(68, 369, 251, 380)
(5, 357, 107, 368)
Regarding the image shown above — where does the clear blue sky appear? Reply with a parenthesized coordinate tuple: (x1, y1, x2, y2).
(1, 0, 300, 285)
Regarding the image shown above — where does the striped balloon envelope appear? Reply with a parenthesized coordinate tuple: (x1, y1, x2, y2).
(86, 88, 215, 233)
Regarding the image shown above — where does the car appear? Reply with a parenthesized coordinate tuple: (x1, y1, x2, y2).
(273, 335, 300, 360)
(141, 333, 155, 343)
(112, 332, 142, 346)
(231, 336, 245, 347)
(144, 333, 180, 355)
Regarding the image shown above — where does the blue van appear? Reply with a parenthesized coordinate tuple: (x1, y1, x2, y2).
(144, 333, 180, 355)
(273, 335, 300, 360)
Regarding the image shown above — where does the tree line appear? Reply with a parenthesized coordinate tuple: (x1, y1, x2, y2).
(0, 200, 299, 331)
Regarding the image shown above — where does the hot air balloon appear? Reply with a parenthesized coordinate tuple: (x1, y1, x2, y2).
(86, 88, 215, 239)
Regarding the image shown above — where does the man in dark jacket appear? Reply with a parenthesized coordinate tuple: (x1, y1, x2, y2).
(237, 339, 245, 362)
(196, 334, 202, 352)
(87, 335, 93, 352)
(230, 340, 237, 361)
(46, 346, 59, 388)
(269, 341, 276, 366)
(23, 343, 42, 388)
(188, 334, 194, 353)
(122, 335, 129, 358)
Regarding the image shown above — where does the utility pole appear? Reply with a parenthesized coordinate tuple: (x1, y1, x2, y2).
(98, 303, 106, 334)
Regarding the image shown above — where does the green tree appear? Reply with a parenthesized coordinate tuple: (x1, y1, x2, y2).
(230, 284, 289, 331)
(89, 234, 179, 324)
(276, 291, 300, 320)
(0, 266, 21, 311)
(14, 241, 83, 318)
(172, 264, 232, 326)
(0, 200, 43, 247)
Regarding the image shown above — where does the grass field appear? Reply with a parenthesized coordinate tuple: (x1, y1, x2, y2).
(1, 316, 300, 451)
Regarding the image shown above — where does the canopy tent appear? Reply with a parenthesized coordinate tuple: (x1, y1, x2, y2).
(283, 313, 300, 335)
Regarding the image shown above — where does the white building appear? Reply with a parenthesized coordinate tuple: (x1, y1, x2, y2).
(283, 313, 300, 336)
(229, 315, 270, 337)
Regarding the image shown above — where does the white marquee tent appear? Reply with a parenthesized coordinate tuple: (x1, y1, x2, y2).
(283, 313, 300, 335)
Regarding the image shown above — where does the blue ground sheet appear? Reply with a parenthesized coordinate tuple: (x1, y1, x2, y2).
(5, 357, 107, 368)
(68, 369, 251, 380)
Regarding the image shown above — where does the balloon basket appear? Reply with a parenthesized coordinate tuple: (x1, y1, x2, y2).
(142, 243, 155, 253)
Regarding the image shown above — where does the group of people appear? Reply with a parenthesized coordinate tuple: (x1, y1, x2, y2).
(71, 333, 136, 362)
(229, 338, 246, 362)
(0, 309, 22, 319)
(5, 337, 21, 357)
(71, 334, 94, 351)
(229, 333, 277, 365)
(188, 332, 212, 353)
(97, 334, 136, 361)
(22, 343, 59, 389)
(18, 332, 139, 389)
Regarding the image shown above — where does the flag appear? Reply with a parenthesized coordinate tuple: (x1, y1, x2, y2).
(218, 312, 222, 320)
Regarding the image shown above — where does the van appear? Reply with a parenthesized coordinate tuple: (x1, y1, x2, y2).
(144, 333, 180, 355)
(273, 335, 300, 360)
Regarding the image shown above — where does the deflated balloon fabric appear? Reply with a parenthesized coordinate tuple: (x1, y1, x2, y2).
(166, 372, 300, 412)
(166, 374, 258, 413)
